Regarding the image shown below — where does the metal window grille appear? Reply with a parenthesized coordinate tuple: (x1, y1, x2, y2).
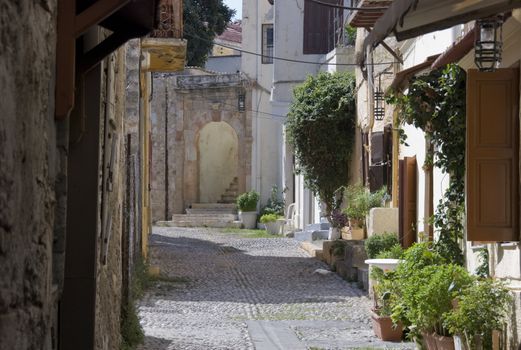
(262, 24, 274, 64)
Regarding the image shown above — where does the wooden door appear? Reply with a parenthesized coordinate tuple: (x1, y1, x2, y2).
(467, 68, 519, 242)
(399, 156, 417, 247)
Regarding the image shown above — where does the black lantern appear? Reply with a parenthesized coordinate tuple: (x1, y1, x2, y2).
(475, 15, 503, 72)
(374, 89, 385, 121)
(238, 93, 246, 112)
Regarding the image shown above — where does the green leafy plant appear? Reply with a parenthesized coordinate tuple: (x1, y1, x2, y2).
(387, 64, 466, 265)
(259, 213, 282, 223)
(372, 269, 397, 317)
(236, 190, 260, 212)
(376, 244, 403, 259)
(364, 233, 399, 259)
(345, 25, 357, 45)
(286, 71, 357, 217)
(260, 186, 285, 216)
(444, 279, 513, 349)
(344, 184, 387, 226)
(475, 247, 490, 278)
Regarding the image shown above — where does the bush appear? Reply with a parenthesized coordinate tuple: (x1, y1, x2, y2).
(259, 213, 281, 223)
(444, 279, 513, 348)
(286, 71, 357, 215)
(260, 186, 285, 216)
(364, 233, 399, 259)
(236, 190, 260, 212)
(376, 244, 403, 259)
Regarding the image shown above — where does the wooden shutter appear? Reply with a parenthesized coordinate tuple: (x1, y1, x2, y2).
(399, 156, 417, 248)
(303, 0, 341, 54)
(467, 69, 520, 242)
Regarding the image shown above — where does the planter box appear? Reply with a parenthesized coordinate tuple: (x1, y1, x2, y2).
(264, 221, 281, 235)
(371, 311, 403, 341)
(435, 334, 455, 350)
(423, 332, 438, 350)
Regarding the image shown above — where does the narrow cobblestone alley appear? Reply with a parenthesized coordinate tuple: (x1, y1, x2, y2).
(137, 227, 413, 350)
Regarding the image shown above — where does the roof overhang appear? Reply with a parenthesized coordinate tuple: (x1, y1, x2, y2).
(361, 0, 521, 58)
(389, 54, 440, 91)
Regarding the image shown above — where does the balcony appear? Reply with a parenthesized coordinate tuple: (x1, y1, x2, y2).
(347, 0, 393, 28)
(142, 0, 187, 72)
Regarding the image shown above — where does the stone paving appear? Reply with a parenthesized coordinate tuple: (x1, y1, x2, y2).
(138, 227, 413, 350)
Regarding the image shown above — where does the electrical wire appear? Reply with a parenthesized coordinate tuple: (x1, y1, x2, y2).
(184, 30, 398, 67)
(308, 0, 389, 11)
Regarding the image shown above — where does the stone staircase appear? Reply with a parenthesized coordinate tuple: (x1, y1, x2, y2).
(157, 203, 241, 228)
(218, 177, 238, 204)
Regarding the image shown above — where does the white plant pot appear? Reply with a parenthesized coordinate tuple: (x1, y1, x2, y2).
(328, 227, 341, 240)
(264, 221, 279, 235)
(364, 258, 402, 273)
(239, 211, 257, 229)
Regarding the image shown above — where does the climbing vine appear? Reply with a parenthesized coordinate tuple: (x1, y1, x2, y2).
(286, 71, 357, 216)
(388, 64, 466, 265)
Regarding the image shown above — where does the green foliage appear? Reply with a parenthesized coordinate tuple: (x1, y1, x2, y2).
(260, 186, 285, 216)
(376, 244, 403, 259)
(444, 279, 512, 348)
(236, 190, 260, 212)
(364, 233, 399, 259)
(183, 0, 235, 66)
(372, 269, 397, 317)
(121, 257, 150, 349)
(344, 184, 387, 223)
(345, 25, 357, 45)
(259, 213, 282, 223)
(475, 247, 490, 278)
(286, 71, 357, 215)
(387, 64, 466, 265)
(331, 240, 346, 257)
(120, 301, 144, 350)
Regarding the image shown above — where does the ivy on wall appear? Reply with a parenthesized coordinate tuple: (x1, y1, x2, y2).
(286, 71, 357, 216)
(388, 64, 466, 265)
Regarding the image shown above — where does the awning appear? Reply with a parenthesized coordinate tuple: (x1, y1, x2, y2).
(361, 0, 521, 62)
(389, 54, 440, 91)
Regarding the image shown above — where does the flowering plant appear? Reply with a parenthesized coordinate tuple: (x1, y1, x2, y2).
(330, 209, 348, 228)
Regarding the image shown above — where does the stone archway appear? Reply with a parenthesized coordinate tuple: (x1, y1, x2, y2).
(197, 121, 239, 203)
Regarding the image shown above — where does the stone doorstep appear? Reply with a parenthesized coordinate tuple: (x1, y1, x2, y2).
(299, 240, 323, 258)
(191, 203, 236, 209)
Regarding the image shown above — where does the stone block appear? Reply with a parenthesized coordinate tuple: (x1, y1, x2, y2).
(368, 208, 399, 237)
(351, 244, 368, 269)
(358, 267, 369, 291)
(322, 240, 334, 265)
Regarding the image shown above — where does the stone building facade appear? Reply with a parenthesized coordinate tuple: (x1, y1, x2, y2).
(150, 69, 252, 221)
(0, 1, 168, 348)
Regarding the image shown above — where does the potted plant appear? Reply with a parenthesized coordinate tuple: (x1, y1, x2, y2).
(260, 213, 283, 235)
(371, 269, 403, 342)
(344, 184, 387, 240)
(444, 279, 512, 350)
(390, 245, 474, 349)
(329, 209, 348, 240)
(365, 233, 402, 274)
(236, 190, 260, 229)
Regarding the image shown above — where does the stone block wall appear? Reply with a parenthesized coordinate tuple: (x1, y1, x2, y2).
(0, 1, 58, 349)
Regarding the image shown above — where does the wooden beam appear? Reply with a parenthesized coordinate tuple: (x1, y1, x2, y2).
(55, 0, 75, 120)
(77, 30, 145, 75)
(75, 0, 131, 38)
(365, 27, 403, 64)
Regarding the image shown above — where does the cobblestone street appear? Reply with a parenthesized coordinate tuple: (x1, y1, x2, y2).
(138, 227, 413, 350)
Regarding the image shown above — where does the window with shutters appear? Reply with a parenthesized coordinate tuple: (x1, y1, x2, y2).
(303, 0, 343, 55)
(466, 68, 520, 242)
(262, 24, 273, 64)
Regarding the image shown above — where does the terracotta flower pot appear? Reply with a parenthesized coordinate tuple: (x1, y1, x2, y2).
(370, 310, 403, 341)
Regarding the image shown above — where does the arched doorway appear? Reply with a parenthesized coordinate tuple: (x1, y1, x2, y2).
(197, 122, 239, 203)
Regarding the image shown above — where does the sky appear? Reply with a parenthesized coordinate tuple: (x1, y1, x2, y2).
(223, 0, 242, 20)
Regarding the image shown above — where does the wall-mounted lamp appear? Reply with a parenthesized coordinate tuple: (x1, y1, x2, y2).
(475, 15, 503, 72)
(238, 93, 246, 112)
(374, 89, 385, 121)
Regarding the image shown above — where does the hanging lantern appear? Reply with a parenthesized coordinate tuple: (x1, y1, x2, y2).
(238, 93, 246, 112)
(374, 89, 385, 121)
(474, 15, 503, 72)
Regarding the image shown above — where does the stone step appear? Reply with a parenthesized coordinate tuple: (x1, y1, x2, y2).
(186, 208, 237, 215)
(191, 203, 236, 209)
(294, 229, 329, 242)
(166, 214, 241, 228)
(305, 222, 330, 231)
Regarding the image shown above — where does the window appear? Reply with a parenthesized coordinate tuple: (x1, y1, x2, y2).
(262, 24, 274, 64)
(303, 0, 343, 54)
